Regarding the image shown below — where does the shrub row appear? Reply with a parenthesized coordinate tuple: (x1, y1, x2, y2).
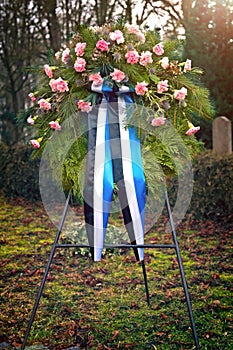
(0, 142, 41, 202)
(190, 151, 233, 221)
(168, 151, 233, 222)
(0, 143, 232, 221)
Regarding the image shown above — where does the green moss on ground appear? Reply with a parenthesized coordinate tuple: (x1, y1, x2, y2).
(0, 194, 232, 349)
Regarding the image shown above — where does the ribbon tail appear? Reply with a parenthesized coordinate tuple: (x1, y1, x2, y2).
(118, 95, 146, 261)
(84, 98, 114, 261)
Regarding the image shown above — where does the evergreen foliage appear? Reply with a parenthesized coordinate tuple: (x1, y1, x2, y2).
(1, 144, 232, 223)
(20, 20, 214, 197)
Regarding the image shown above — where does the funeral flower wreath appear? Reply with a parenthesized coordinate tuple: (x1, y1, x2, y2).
(25, 20, 213, 196)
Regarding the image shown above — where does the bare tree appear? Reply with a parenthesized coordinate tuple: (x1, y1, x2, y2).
(0, 0, 184, 144)
(0, 0, 39, 143)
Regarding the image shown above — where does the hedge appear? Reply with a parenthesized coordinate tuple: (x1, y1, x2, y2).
(0, 143, 232, 222)
(168, 151, 233, 222)
(0, 142, 41, 201)
(189, 151, 233, 221)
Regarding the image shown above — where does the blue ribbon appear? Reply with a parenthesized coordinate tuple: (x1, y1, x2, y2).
(84, 81, 146, 261)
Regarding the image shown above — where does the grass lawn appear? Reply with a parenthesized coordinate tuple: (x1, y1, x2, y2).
(0, 193, 232, 349)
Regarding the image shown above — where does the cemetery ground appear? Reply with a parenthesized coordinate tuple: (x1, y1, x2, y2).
(0, 193, 232, 350)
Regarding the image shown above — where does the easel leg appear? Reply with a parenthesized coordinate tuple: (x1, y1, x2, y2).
(21, 193, 71, 350)
(164, 189, 200, 350)
(141, 260, 150, 306)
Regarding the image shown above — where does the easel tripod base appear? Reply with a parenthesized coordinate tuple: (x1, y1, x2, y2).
(21, 190, 200, 350)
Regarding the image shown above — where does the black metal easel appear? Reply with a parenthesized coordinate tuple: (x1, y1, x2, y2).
(21, 189, 200, 350)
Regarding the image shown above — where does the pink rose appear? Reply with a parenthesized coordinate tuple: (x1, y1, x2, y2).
(27, 116, 34, 125)
(153, 42, 164, 56)
(110, 68, 125, 82)
(44, 64, 53, 78)
(135, 81, 148, 96)
(174, 87, 187, 101)
(74, 57, 86, 72)
(28, 92, 37, 102)
(161, 57, 169, 69)
(77, 100, 92, 112)
(49, 121, 61, 130)
(96, 39, 109, 52)
(139, 51, 153, 66)
(125, 50, 140, 64)
(184, 59, 192, 72)
(151, 117, 166, 127)
(109, 30, 124, 44)
(38, 99, 51, 110)
(75, 42, 86, 56)
(157, 80, 169, 93)
(55, 77, 69, 92)
(30, 139, 40, 148)
(62, 48, 70, 64)
(89, 72, 103, 85)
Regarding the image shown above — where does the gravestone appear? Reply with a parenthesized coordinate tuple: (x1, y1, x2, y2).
(213, 116, 232, 155)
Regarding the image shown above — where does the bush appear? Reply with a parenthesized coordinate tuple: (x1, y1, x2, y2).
(168, 151, 233, 222)
(190, 151, 233, 221)
(0, 142, 41, 201)
(1, 143, 232, 223)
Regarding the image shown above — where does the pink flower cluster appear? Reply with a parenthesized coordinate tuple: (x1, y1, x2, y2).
(38, 99, 51, 110)
(49, 77, 69, 92)
(77, 100, 92, 112)
(74, 58, 86, 72)
(28, 25, 197, 150)
(153, 43, 164, 56)
(126, 24, 145, 43)
(125, 50, 140, 64)
(157, 80, 169, 94)
(96, 39, 109, 52)
(186, 122, 200, 136)
(184, 59, 192, 72)
(30, 137, 43, 148)
(186, 126, 200, 136)
(75, 42, 86, 56)
(135, 82, 148, 95)
(44, 64, 53, 78)
(161, 57, 169, 69)
(124, 43, 164, 66)
(140, 51, 153, 66)
(109, 30, 124, 44)
(89, 72, 103, 86)
(28, 92, 37, 102)
(30, 139, 40, 148)
(62, 48, 70, 64)
(55, 51, 61, 60)
(49, 121, 61, 130)
(27, 116, 35, 125)
(151, 117, 166, 127)
(110, 68, 125, 82)
(174, 87, 187, 101)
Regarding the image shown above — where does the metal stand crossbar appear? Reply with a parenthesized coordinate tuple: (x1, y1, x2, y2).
(21, 190, 200, 350)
